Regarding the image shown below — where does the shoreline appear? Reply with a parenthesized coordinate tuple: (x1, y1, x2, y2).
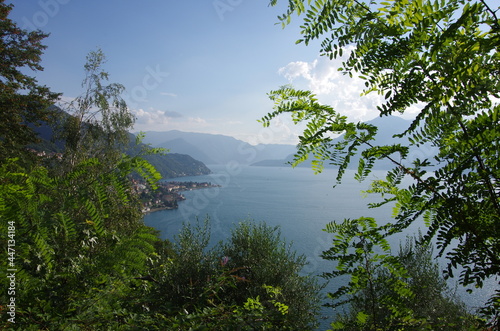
(141, 181, 220, 214)
(144, 206, 176, 214)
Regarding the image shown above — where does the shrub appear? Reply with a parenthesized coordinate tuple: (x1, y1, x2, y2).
(329, 231, 481, 330)
(143, 219, 322, 330)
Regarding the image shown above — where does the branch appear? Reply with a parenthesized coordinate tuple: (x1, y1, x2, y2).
(480, 0, 500, 31)
(454, 114, 500, 215)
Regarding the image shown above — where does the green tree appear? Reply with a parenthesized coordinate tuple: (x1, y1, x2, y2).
(142, 220, 322, 330)
(0, 0, 60, 163)
(391, 235, 477, 329)
(0, 47, 162, 328)
(321, 217, 407, 330)
(263, 0, 499, 326)
(57, 48, 136, 171)
(0, 156, 161, 329)
(323, 219, 478, 330)
(221, 221, 323, 329)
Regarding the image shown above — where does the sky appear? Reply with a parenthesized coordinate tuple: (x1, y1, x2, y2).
(9, 0, 411, 145)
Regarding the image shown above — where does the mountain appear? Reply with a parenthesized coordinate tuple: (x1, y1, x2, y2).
(139, 130, 296, 165)
(250, 156, 296, 167)
(251, 116, 435, 170)
(30, 108, 211, 179)
(157, 137, 217, 165)
(140, 152, 211, 178)
(126, 135, 211, 178)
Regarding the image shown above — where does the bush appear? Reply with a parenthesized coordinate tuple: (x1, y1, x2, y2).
(330, 233, 481, 330)
(144, 219, 322, 330)
(221, 221, 323, 329)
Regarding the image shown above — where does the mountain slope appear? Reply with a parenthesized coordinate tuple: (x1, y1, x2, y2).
(30, 109, 211, 179)
(140, 152, 211, 178)
(251, 116, 435, 170)
(126, 134, 211, 178)
(156, 137, 218, 165)
(140, 130, 296, 165)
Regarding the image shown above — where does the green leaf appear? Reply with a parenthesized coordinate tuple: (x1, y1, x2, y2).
(356, 311, 369, 325)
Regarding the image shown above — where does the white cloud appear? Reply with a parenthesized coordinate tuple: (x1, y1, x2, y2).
(278, 61, 314, 82)
(131, 108, 213, 132)
(134, 108, 172, 125)
(264, 116, 300, 145)
(187, 117, 208, 125)
(279, 49, 386, 122)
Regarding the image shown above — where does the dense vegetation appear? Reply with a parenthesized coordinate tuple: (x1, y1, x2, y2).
(263, 0, 499, 329)
(26, 107, 212, 179)
(2, 0, 498, 329)
(0, 1, 321, 329)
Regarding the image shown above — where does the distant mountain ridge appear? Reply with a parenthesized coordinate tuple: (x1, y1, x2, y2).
(251, 116, 435, 170)
(30, 108, 212, 179)
(139, 130, 297, 166)
(126, 136, 211, 178)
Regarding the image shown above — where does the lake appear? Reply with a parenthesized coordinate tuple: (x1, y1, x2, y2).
(143, 164, 495, 328)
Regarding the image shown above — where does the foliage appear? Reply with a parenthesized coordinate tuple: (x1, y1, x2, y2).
(265, 0, 500, 325)
(141, 220, 322, 330)
(323, 219, 480, 330)
(392, 235, 479, 329)
(322, 217, 412, 330)
(0, 0, 60, 163)
(148, 219, 218, 311)
(57, 48, 135, 171)
(0, 33, 163, 328)
(221, 221, 323, 329)
(0, 154, 162, 328)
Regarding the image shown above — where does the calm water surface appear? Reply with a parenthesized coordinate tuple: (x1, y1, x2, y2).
(143, 164, 495, 327)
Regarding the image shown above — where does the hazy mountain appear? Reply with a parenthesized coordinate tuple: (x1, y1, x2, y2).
(156, 137, 217, 165)
(126, 135, 212, 178)
(251, 116, 435, 170)
(30, 108, 212, 179)
(141, 152, 211, 178)
(140, 130, 296, 165)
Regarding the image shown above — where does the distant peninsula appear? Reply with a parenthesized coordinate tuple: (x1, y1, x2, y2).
(134, 180, 220, 213)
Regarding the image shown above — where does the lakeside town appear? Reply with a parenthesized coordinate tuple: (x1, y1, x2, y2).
(132, 180, 221, 213)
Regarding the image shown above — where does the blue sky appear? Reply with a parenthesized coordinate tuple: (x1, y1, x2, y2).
(10, 0, 404, 144)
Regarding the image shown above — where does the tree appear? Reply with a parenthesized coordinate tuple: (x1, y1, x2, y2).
(0, 0, 60, 163)
(0, 48, 162, 328)
(323, 219, 479, 330)
(142, 220, 322, 330)
(221, 221, 323, 329)
(0, 156, 161, 328)
(57, 48, 136, 171)
(263, 0, 500, 326)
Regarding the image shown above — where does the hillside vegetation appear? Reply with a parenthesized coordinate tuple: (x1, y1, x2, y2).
(0, 3, 321, 328)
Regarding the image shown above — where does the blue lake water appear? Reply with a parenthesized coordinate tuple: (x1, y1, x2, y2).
(143, 164, 495, 328)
